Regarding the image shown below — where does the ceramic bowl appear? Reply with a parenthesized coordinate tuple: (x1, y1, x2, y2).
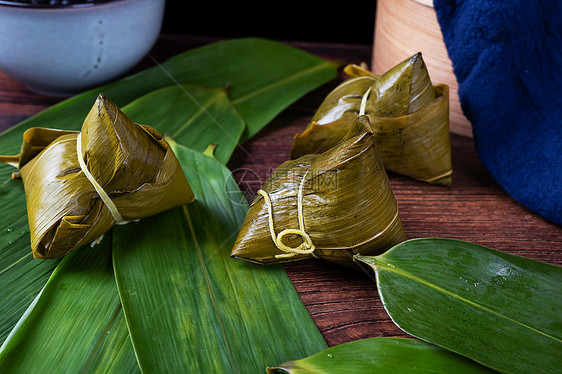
(0, 0, 166, 96)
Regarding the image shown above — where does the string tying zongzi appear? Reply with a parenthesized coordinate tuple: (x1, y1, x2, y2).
(359, 86, 372, 116)
(257, 168, 316, 259)
(76, 132, 127, 225)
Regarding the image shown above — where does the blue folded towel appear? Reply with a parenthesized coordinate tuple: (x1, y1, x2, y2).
(433, 0, 562, 225)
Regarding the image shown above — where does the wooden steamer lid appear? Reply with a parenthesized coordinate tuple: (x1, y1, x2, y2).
(372, 0, 472, 137)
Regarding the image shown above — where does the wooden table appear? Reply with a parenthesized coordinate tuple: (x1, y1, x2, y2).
(1, 34, 560, 347)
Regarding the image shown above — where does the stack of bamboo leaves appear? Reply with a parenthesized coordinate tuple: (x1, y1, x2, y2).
(0, 38, 560, 374)
(0, 38, 337, 372)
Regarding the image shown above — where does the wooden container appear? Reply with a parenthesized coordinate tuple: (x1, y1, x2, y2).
(372, 0, 472, 137)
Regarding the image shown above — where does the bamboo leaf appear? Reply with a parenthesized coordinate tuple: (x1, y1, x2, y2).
(0, 235, 139, 373)
(0, 37, 335, 344)
(122, 84, 245, 164)
(268, 337, 497, 374)
(0, 182, 59, 344)
(356, 238, 562, 374)
(113, 143, 327, 373)
(0, 37, 337, 182)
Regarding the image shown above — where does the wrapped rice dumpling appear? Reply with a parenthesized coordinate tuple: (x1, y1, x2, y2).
(231, 115, 405, 267)
(291, 53, 453, 186)
(0, 94, 194, 259)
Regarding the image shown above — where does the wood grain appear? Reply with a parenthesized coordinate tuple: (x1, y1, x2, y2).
(1, 34, 560, 348)
(226, 86, 562, 346)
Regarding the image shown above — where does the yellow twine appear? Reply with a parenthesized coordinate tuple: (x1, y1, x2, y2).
(359, 86, 372, 115)
(258, 170, 315, 258)
(418, 169, 454, 183)
(76, 133, 127, 225)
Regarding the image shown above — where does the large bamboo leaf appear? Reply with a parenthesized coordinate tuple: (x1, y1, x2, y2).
(113, 143, 328, 373)
(122, 84, 245, 164)
(268, 337, 496, 373)
(0, 181, 59, 344)
(0, 37, 336, 343)
(0, 83, 243, 342)
(356, 238, 562, 374)
(0, 235, 139, 373)
(0, 37, 337, 182)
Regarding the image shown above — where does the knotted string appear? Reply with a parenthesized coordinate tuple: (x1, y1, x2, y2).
(259, 86, 372, 258)
(258, 170, 316, 259)
(76, 133, 127, 225)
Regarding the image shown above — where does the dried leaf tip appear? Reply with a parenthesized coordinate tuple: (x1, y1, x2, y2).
(369, 51, 435, 117)
(203, 143, 218, 158)
(96, 93, 108, 114)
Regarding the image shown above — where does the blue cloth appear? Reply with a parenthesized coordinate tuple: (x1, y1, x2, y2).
(433, 0, 562, 225)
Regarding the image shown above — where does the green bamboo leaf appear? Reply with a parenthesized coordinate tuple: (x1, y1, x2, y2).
(0, 84, 240, 343)
(356, 238, 562, 374)
(0, 181, 59, 344)
(268, 337, 497, 374)
(0, 235, 139, 373)
(0, 37, 337, 182)
(113, 143, 327, 373)
(0, 37, 335, 344)
(122, 84, 245, 164)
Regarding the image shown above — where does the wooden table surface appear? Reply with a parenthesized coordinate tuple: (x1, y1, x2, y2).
(1, 34, 561, 347)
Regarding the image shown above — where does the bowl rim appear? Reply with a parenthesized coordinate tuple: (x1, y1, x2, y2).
(0, 0, 133, 9)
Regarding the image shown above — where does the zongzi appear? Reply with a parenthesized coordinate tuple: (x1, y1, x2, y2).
(291, 53, 453, 186)
(231, 115, 405, 267)
(0, 94, 194, 259)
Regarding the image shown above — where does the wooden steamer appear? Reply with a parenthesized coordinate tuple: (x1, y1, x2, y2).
(372, 0, 472, 137)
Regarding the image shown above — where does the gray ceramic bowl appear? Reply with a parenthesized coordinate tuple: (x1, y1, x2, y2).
(0, 0, 166, 96)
